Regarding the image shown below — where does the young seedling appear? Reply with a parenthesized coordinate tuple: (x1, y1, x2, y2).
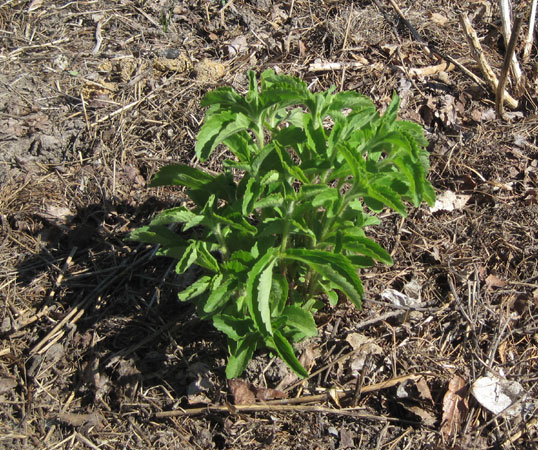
(130, 70, 435, 378)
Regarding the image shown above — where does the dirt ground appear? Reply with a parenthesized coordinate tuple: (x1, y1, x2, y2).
(1, 0, 538, 448)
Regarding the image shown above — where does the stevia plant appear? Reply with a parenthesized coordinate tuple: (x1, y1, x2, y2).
(130, 70, 435, 378)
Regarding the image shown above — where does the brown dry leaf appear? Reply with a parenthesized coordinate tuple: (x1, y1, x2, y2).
(406, 405, 437, 426)
(339, 427, 354, 449)
(255, 387, 287, 401)
(229, 379, 255, 405)
(441, 375, 468, 439)
(429, 12, 448, 26)
(299, 343, 321, 370)
(0, 377, 17, 394)
(40, 205, 75, 225)
(57, 412, 104, 430)
(485, 274, 507, 288)
(415, 377, 434, 404)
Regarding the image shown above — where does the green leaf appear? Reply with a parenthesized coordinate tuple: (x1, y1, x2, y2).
(269, 331, 308, 378)
(177, 276, 211, 302)
(223, 132, 254, 163)
(226, 334, 258, 379)
(282, 305, 318, 339)
(254, 193, 284, 210)
(246, 248, 277, 336)
(201, 87, 249, 113)
(149, 207, 199, 227)
(194, 241, 220, 272)
(128, 225, 186, 247)
(366, 182, 407, 216)
(242, 177, 261, 215)
(150, 164, 215, 188)
(176, 242, 197, 274)
(257, 259, 276, 336)
(270, 273, 289, 316)
(283, 249, 363, 309)
(204, 276, 235, 314)
(343, 236, 393, 265)
(312, 187, 339, 208)
(195, 111, 251, 161)
(212, 314, 252, 341)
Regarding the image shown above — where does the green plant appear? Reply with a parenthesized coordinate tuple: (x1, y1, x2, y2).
(130, 70, 435, 378)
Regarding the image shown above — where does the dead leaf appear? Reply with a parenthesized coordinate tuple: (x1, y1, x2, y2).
(485, 274, 507, 288)
(441, 375, 468, 439)
(57, 412, 104, 430)
(406, 405, 437, 426)
(429, 12, 448, 26)
(228, 35, 249, 56)
(339, 427, 354, 449)
(255, 386, 287, 401)
(380, 288, 420, 307)
(40, 205, 75, 225)
(0, 377, 17, 394)
(229, 379, 255, 405)
(415, 377, 434, 404)
(299, 343, 321, 370)
(345, 333, 383, 376)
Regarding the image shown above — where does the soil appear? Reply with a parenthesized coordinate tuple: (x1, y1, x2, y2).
(1, 1, 538, 449)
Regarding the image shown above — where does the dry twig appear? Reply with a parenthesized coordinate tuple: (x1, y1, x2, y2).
(523, 0, 537, 61)
(496, 15, 524, 117)
(459, 13, 518, 109)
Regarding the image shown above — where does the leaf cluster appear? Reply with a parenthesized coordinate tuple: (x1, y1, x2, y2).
(130, 70, 435, 378)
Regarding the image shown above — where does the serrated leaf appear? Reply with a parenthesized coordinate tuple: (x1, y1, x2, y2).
(366, 182, 407, 216)
(150, 164, 215, 188)
(257, 259, 276, 335)
(177, 276, 211, 302)
(223, 131, 254, 163)
(212, 314, 252, 341)
(269, 331, 308, 378)
(149, 207, 198, 227)
(270, 273, 289, 316)
(204, 276, 234, 313)
(176, 242, 197, 274)
(201, 87, 249, 113)
(226, 334, 258, 379)
(254, 193, 284, 210)
(312, 187, 339, 208)
(342, 236, 393, 265)
(195, 111, 251, 161)
(260, 170, 280, 185)
(282, 305, 317, 339)
(128, 225, 186, 247)
(195, 241, 220, 272)
(242, 178, 261, 215)
(283, 249, 363, 309)
(246, 249, 277, 336)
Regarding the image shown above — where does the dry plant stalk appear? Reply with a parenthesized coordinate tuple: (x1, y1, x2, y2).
(459, 13, 518, 109)
(499, 0, 523, 87)
(523, 0, 538, 61)
(496, 15, 524, 117)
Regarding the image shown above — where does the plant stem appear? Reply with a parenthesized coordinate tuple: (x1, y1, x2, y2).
(214, 224, 229, 260)
(280, 200, 295, 255)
